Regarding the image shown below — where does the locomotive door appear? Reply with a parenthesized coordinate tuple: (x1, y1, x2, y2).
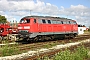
(32, 19, 39, 32)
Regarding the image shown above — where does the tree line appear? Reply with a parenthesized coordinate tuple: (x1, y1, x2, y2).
(0, 15, 7, 23)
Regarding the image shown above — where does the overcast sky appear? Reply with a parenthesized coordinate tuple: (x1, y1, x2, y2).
(0, 0, 90, 27)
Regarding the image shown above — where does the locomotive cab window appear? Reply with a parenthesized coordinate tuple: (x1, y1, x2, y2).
(61, 21, 63, 24)
(57, 20, 62, 24)
(42, 19, 46, 23)
(20, 19, 24, 23)
(63, 21, 67, 24)
(47, 20, 51, 24)
(52, 20, 57, 24)
(26, 19, 30, 23)
(34, 19, 36, 23)
(69, 21, 71, 24)
(72, 21, 77, 24)
(67, 21, 71, 24)
(20, 19, 30, 23)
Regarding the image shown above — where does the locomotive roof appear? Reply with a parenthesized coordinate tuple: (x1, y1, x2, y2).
(22, 16, 72, 20)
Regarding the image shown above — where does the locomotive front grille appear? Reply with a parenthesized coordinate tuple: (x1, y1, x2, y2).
(18, 30, 29, 35)
(18, 30, 30, 38)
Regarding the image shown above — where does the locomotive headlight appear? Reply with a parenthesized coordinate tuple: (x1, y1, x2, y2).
(24, 26, 30, 29)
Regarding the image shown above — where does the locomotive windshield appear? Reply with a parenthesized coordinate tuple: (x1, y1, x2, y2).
(72, 21, 77, 24)
(20, 19, 30, 23)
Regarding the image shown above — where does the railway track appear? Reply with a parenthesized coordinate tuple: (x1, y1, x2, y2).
(0, 34, 90, 60)
(17, 34, 90, 50)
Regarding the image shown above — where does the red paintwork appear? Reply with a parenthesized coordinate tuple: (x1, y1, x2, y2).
(0, 24, 10, 36)
(35, 21, 77, 33)
(0, 24, 18, 36)
(18, 16, 78, 36)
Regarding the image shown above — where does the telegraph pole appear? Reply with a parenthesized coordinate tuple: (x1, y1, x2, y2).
(67, 15, 68, 18)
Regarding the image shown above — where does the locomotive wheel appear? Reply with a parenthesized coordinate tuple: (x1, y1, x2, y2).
(37, 36, 42, 41)
(70, 34, 75, 39)
(50, 36, 54, 40)
(72, 34, 75, 39)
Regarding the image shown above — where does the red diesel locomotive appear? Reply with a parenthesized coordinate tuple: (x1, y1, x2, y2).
(18, 16, 78, 41)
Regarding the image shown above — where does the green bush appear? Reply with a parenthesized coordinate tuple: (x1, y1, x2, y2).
(38, 46, 89, 60)
(0, 44, 19, 56)
(54, 46, 89, 60)
(54, 50, 73, 60)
